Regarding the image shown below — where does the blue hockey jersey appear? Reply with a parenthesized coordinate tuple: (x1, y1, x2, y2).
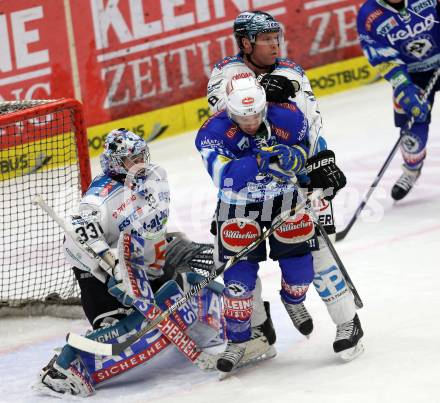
(195, 102, 309, 204)
(357, 0, 440, 86)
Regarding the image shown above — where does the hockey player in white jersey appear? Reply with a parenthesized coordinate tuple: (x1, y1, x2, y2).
(207, 10, 364, 360)
(32, 129, 240, 397)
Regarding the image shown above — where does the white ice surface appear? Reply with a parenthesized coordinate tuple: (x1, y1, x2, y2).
(1, 80, 439, 403)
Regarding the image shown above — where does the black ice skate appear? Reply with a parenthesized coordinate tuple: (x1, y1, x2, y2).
(391, 164, 422, 201)
(251, 301, 276, 345)
(333, 314, 365, 361)
(282, 300, 313, 337)
(217, 341, 247, 375)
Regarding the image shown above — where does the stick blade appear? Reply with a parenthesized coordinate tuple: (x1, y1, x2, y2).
(67, 332, 113, 356)
(335, 230, 347, 242)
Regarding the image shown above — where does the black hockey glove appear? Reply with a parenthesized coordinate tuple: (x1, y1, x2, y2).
(258, 74, 298, 102)
(305, 150, 346, 201)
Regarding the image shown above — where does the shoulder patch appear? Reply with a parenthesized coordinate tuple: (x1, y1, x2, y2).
(274, 102, 298, 113)
(214, 55, 243, 70)
(88, 175, 122, 199)
(276, 58, 304, 74)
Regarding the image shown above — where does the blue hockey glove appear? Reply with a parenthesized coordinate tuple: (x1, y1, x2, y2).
(253, 147, 296, 182)
(269, 144, 308, 173)
(394, 83, 429, 122)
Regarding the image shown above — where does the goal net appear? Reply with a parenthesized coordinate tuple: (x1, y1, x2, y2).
(0, 99, 91, 314)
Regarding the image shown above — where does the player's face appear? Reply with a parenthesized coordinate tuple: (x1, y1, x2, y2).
(251, 32, 280, 65)
(233, 113, 263, 135)
(122, 151, 147, 176)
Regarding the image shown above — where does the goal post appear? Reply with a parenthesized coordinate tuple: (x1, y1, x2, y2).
(0, 98, 91, 314)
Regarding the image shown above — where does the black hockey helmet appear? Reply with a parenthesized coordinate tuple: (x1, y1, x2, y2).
(233, 10, 282, 50)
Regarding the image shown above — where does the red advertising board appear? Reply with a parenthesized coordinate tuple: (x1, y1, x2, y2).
(1, 0, 366, 128)
(0, 0, 75, 102)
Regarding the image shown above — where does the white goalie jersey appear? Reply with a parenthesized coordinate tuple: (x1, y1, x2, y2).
(63, 164, 170, 282)
(207, 54, 324, 155)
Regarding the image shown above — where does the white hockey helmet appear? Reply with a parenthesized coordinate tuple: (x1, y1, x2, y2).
(225, 76, 267, 130)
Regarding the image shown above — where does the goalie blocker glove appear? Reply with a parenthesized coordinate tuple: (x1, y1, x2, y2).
(305, 150, 346, 201)
(258, 74, 298, 103)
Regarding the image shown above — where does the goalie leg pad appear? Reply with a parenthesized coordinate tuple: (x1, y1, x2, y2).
(312, 235, 355, 325)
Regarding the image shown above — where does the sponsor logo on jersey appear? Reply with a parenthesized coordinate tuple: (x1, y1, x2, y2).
(220, 218, 260, 252)
(365, 9, 384, 31)
(118, 206, 143, 231)
(387, 14, 436, 45)
(112, 194, 137, 218)
(412, 0, 435, 14)
(277, 102, 297, 113)
(200, 138, 225, 148)
(232, 72, 253, 80)
(225, 125, 239, 139)
(237, 136, 250, 150)
(223, 295, 253, 321)
(376, 16, 398, 36)
(273, 213, 314, 244)
(272, 125, 290, 141)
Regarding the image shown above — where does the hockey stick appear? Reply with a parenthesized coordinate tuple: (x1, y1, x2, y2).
(335, 66, 440, 242)
(66, 192, 310, 356)
(302, 190, 363, 308)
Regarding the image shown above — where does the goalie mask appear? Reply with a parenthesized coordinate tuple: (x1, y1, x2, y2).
(233, 10, 283, 49)
(226, 76, 267, 135)
(100, 128, 150, 178)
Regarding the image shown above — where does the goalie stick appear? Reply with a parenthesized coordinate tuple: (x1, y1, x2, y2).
(62, 192, 310, 356)
(335, 66, 440, 241)
(32, 196, 276, 367)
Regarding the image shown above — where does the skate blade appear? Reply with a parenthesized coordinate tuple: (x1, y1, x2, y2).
(31, 382, 80, 400)
(338, 341, 365, 362)
(217, 345, 277, 380)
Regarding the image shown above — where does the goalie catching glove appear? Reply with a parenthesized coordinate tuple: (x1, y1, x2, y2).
(305, 150, 346, 200)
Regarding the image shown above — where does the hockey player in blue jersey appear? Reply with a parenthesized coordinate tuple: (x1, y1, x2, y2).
(207, 10, 364, 363)
(357, 0, 440, 200)
(196, 76, 349, 374)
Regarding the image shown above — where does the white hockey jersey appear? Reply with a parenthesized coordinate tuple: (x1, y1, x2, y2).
(207, 54, 324, 155)
(64, 164, 170, 282)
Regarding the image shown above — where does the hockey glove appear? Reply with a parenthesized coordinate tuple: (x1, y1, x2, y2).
(305, 150, 346, 200)
(258, 74, 298, 102)
(268, 144, 308, 174)
(254, 147, 295, 182)
(106, 262, 134, 307)
(393, 82, 429, 122)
